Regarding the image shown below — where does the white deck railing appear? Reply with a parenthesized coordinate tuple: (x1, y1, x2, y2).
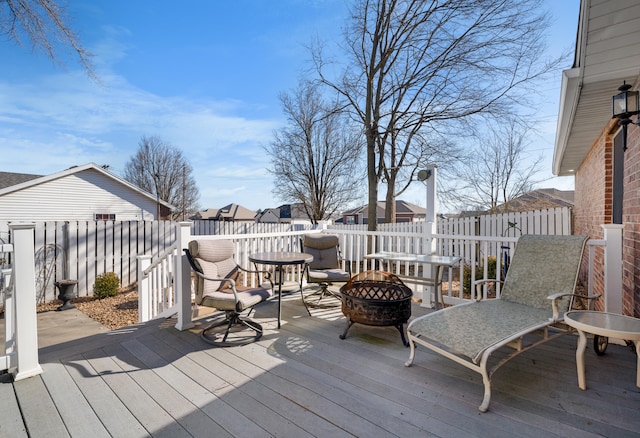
(137, 221, 621, 330)
(137, 223, 528, 325)
(137, 245, 181, 322)
(1, 224, 42, 380)
(137, 224, 321, 325)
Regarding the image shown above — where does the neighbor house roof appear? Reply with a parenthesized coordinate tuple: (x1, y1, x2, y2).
(494, 189, 574, 213)
(192, 208, 219, 220)
(553, 0, 640, 176)
(194, 204, 256, 221)
(0, 163, 174, 209)
(343, 200, 426, 217)
(0, 171, 43, 190)
(217, 203, 256, 221)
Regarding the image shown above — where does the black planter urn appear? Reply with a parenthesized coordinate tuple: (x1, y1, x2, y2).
(55, 279, 78, 311)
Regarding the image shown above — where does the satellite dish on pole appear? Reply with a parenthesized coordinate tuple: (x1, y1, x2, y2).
(417, 169, 432, 181)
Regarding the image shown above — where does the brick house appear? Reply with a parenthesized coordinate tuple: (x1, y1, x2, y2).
(553, 0, 640, 317)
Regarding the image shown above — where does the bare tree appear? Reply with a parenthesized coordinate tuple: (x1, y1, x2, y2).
(123, 136, 200, 220)
(1, 0, 95, 78)
(313, 0, 564, 228)
(266, 80, 363, 224)
(444, 119, 543, 213)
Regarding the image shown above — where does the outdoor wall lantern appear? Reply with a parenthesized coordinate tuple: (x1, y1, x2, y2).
(417, 168, 432, 181)
(612, 81, 640, 151)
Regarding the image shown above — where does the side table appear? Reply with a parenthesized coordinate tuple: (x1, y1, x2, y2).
(564, 310, 640, 390)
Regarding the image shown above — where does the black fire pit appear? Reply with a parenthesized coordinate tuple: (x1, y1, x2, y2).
(339, 270, 413, 346)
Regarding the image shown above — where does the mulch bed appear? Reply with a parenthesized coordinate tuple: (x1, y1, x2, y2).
(34, 291, 139, 330)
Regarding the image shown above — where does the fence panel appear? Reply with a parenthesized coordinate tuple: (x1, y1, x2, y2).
(0, 209, 569, 303)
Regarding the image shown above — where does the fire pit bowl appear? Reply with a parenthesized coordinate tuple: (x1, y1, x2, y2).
(339, 270, 413, 346)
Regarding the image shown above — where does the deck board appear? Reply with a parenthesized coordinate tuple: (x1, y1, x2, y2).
(13, 373, 69, 438)
(61, 355, 150, 438)
(5, 295, 640, 437)
(84, 348, 191, 438)
(39, 361, 111, 438)
(0, 373, 28, 437)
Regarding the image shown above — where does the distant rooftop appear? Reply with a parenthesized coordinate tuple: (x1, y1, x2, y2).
(0, 171, 43, 190)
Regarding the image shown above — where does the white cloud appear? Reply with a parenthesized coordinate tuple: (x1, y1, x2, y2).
(0, 65, 283, 210)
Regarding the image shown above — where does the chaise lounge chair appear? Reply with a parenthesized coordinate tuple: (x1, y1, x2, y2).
(404, 234, 598, 412)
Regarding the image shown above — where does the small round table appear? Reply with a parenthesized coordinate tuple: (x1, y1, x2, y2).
(564, 310, 640, 390)
(249, 252, 313, 329)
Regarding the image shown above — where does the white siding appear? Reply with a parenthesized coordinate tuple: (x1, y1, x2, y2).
(583, 0, 640, 82)
(0, 169, 157, 221)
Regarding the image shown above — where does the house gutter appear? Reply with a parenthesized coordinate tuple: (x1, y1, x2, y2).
(552, 0, 589, 176)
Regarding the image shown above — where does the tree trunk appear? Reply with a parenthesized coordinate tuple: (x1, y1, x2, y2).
(367, 127, 378, 232)
(384, 174, 396, 223)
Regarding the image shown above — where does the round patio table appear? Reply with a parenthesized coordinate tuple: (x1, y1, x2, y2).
(249, 252, 313, 329)
(564, 310, 640, 390)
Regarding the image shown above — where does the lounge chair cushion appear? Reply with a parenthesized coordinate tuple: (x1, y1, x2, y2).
(409, 299, 551, 363)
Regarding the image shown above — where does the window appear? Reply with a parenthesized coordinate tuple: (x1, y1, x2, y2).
(95, 213, 116, 221)
(613, 130, 624, 224)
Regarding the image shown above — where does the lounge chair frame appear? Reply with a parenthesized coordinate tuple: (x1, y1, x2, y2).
(404, 235, 599, 412)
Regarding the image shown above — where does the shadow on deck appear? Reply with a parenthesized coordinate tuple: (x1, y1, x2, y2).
(2, 290, 640, 437)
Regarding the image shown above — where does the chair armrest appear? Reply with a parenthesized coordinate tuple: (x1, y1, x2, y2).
(547, 292, 601, 320)
(473, 279, 504, 301)
(237, 265, 273, 288)
(191, 270, 241, 301)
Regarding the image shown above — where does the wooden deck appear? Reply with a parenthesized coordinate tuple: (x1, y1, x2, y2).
(2, 292, 640, 437)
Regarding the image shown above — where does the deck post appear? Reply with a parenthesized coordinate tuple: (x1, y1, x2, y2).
(422, 165, 438, 307)
(137, 255, 152, 322)
(175, 222, 194, 331)
(601, 224, 623, 314)
(11, 223, 43, 381)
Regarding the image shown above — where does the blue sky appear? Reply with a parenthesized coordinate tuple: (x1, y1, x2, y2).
(0, 0, 579, 212)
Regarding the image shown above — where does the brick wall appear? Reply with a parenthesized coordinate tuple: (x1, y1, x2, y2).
(622, 122, 640, 317)
(574, 119, 640, 317)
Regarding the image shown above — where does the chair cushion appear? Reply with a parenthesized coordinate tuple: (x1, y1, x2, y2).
(188, 239, 243, 298)
(189, 239, 233, 262)
(201, 287, 273, 311)
(303, 234, 340, 269)
(307, 268, 351, 283)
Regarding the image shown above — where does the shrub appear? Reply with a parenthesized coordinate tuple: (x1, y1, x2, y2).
(462, 256, 498, 296)
(93, 272, 120, 299)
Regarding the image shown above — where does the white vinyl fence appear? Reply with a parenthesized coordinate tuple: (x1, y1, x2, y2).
(0, 208, 569, 304)
(0, 220, 313, 303)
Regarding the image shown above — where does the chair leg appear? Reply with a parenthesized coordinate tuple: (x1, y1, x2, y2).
(201, 310, 264, 347)
(304, 282, 341, 307)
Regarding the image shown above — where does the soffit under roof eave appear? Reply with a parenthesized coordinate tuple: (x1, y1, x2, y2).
(554, 71, 640, 176)
(553, 68, 582, 176)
